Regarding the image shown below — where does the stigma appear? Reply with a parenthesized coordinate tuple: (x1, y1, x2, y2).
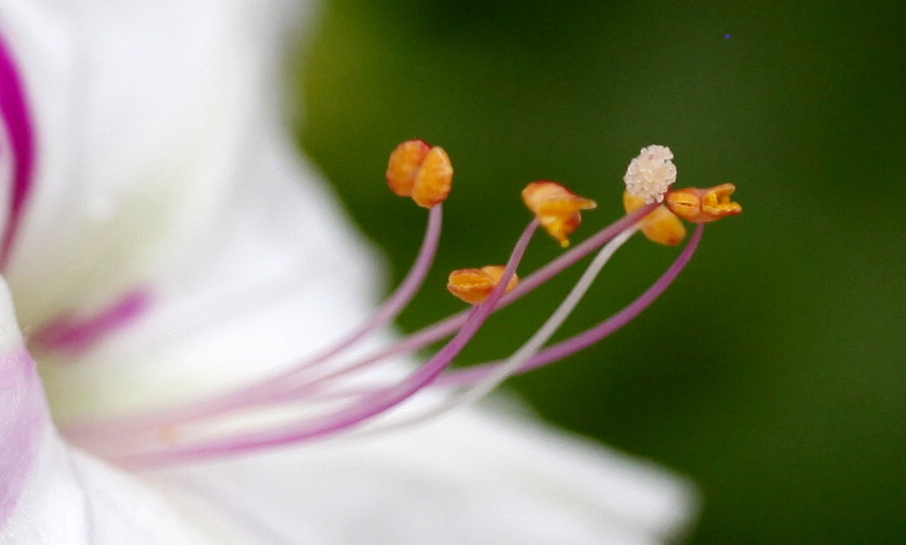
(63, 141, 741, 468)
(623, 145, 677, 204)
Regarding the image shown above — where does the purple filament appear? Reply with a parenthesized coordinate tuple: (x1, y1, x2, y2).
(274, 204, 660, 389)
(113, 220, 539, 468)
(66, 205, 649, 447)
(363, 226, 641, 433)
(64, 205, 443, 443)
(437, 223, 704, 386)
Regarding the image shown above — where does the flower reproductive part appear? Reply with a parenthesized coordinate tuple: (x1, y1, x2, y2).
(63, 142, 741, 469)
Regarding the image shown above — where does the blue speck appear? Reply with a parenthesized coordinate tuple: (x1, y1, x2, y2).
(724, 34, 732, 39)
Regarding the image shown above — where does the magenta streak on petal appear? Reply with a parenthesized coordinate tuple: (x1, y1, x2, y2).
(0, 348, 48, 531)
(0, 34, 36, 272)
(29, 290, 151, 357)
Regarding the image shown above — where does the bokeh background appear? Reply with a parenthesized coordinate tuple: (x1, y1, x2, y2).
(295, 1, 905, 543)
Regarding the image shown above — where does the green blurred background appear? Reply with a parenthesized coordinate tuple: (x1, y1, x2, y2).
(295, 0, 906, 543)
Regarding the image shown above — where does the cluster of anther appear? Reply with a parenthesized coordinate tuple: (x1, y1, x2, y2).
(446, 143, 741, 301)
(64, 140, 740, 468)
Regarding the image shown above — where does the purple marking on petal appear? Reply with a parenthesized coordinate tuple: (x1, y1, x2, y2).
(0, 348, 48, 531)
(0, 33, 36, 271)
(30, 290, 152, 357)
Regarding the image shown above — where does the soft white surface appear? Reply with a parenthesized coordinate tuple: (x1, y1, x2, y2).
(0, 1, 699, 543)
(1, 426, 235, 545)
(1, 0, 384, 422)
(152, 404, 696, 545)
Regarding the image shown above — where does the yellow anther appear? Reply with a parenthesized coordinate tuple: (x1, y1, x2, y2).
(666, 183, 742, 223)
(521, 181, 597, 247)
(447, 265, 520, 305)
(622, 191, 687, 246)
(386, 139, 453, 208)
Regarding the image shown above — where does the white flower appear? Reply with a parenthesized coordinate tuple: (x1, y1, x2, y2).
(0, 1, 697, 544)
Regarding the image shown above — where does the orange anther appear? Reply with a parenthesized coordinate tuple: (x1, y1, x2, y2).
(522, 181, 597, 247)
(666, 183, 742, 223)
(386, 139, 453, 208)
(447, 265, 519, 305)
(623, 191, 687, 246)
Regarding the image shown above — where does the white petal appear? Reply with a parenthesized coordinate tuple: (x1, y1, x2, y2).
(0, 0, 383, 422)
(3, 429, 243, 545)
(1, 0, 317, 327)
(39, 123, 386, 424)
(0, 280, 237, 544)
(151, 406, 697, 545)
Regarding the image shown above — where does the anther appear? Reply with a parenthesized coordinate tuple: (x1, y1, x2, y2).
(522, 181, 597, 247)
(666, 183, 742, 223)
(386, 139, 454, 208)
(448, 265, 520, 305)
(623, 191, 686, 246)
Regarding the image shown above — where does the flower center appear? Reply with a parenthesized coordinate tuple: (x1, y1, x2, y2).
(57, 141, 739, 468)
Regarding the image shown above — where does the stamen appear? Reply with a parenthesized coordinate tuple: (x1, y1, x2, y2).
(244, 207, 657, 404)
(67, 205, 656, 456)
(438, 223, 704, 385)
(386, 139, 453, 208)
(61, 142, 739, 472)
(365, 225, 639, 432)
(64, 201, 445, 444)
(64, 143, 449, 447)
(447, 265, 520, 305)
(666, 183, 742, 223)
(111, 220, 539, 467)
(623, 191, 686, 246)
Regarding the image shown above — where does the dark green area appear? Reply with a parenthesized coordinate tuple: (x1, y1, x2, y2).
(296, 1, 906, 542)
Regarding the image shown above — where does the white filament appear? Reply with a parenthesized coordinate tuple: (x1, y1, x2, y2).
(365, 225, 639, 434)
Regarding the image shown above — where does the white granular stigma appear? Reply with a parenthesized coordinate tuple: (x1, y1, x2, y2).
(623, 145, 677, 203)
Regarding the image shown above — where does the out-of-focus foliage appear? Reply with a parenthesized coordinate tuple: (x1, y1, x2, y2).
(297, 1, 906, 543)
